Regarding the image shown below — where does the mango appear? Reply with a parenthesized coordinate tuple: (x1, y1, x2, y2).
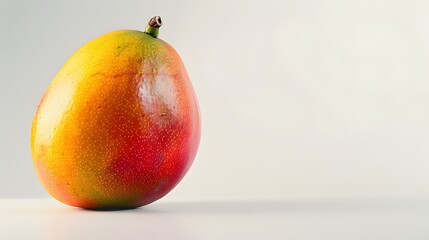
(30, 16, 200, 209)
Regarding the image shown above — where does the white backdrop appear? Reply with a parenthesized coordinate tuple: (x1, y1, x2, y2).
(1, 0, 429, 200)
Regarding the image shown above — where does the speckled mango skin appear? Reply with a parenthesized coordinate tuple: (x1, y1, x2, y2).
(30, 30, 200, 209)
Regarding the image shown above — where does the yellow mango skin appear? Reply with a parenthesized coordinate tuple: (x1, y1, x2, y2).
(31, 30, 200, 209)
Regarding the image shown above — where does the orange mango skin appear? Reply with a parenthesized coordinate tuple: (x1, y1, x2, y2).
(30, 30, 200, 209)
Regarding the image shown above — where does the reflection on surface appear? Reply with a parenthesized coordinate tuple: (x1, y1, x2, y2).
(2, 199, 429, 240)
(39, 204, 189, 240)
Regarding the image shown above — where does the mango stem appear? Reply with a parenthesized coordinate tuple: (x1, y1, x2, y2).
(144, 16, 162, 38)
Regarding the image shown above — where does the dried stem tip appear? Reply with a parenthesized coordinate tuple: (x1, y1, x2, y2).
(148, 16, 162, 28)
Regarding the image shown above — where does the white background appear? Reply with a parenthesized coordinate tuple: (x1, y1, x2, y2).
(1, 0, 429, 201)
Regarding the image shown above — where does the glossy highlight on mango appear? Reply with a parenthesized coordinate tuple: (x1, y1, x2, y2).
(30, 16, 200, 209)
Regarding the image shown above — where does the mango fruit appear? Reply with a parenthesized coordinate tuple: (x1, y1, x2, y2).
(30, 16, 200, 209)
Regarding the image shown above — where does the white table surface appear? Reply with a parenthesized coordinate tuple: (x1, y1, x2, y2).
(1, 198, 428, 240)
